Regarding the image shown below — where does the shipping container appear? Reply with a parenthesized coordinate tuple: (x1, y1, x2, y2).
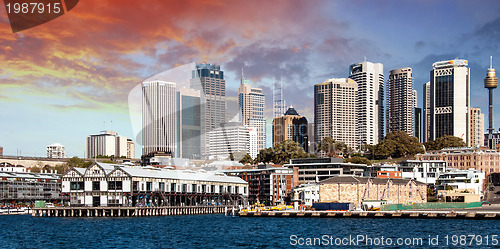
(312, 202, 352, 211)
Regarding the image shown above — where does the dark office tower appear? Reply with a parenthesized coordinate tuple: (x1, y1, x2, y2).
(191, 64, 226, 158)
(415, 108, 422, 142)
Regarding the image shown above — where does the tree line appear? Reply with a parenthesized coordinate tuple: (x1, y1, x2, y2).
(240, 131, 466, 165)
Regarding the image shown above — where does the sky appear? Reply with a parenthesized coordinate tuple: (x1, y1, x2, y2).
(1, 0, 500, 158)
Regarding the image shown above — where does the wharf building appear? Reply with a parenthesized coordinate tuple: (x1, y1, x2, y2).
(348, 61, 384, 145)
(176, 88, 201, 159)
(415, 147, 500, 174)
(318, 176, 427, 209)
(223, 166, 293, 206)
(191, 64, 226, 159)
(314, 78, 358, 150)
(0, 169, 62, 205)
(46, 143, 65, 159)
(61, 162, 248, 207)
(142, 80, 176, 157)
(386, 67, 416, 137)
(424, 59, 470, 145)
(206, 122, 249, 160)
(469, 107, 485, 147)
(87, 131, 135, 159)
(284, 157, 369, 186)
(238, 72, 266, 158)
(272, 106, 309, 152)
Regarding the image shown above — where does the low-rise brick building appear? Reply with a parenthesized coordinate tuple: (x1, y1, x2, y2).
(318, 176, 427, 208)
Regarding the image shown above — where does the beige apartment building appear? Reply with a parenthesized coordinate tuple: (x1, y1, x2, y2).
(314, 78, 358, 149)
(416, 147, 500, 174)
(469, 107, 484, 147)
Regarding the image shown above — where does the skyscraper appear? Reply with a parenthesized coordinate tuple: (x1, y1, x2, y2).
(238, 71, 266, 157)
(176, 88, 201, 159)
(469, 107, 484, 147)
(349, 61, 384, 145)
(314, 78, 358, 149)
(191, 64, 226, 158)
(423, 81, 431, 143)
(272, 107, 308, 152)
(427, 59, 470, 145)
(142, 80, 177, 156)
(386, 67, 415, 136)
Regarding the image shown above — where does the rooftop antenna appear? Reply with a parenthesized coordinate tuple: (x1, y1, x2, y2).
(490, 56, 493, 69)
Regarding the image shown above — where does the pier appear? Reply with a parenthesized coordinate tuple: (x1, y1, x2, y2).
(239, 210, 500, 219)
(32, 206, 228, 217)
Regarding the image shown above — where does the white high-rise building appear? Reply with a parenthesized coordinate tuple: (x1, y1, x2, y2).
(238, 72, 266, 157)
(142, 80, 177, 156)
(47, 143, 65, 159)
(314, 78, 358, 149)
(427, 59, 470, 145)
(207, 122, 249, 160)
(349, 61, 384, 145)
(86, 131, 134, 159)
(386, 67, 416, 136)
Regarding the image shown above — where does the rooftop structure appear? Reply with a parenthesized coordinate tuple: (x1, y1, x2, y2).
(285, 157, 369, 185)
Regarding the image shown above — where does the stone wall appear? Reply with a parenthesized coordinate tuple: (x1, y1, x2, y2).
(320, 179, 427, 207)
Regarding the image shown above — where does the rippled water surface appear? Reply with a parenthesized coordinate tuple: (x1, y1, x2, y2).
(1, 214, 499, 248)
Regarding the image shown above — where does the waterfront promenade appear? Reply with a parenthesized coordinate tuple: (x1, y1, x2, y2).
(32, 205, 228, 217)
(239, 209, 500, 219)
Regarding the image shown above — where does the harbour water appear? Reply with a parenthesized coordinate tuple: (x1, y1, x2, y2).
(1, 214, 500, 248)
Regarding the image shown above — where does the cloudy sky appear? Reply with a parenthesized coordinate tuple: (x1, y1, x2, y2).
(1, 0, 500, 158)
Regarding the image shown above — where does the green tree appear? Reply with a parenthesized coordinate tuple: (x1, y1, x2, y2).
(317, 137, 352, 158)
(373, 131, 424, 159)
(67, 156, 93, 168)
(423, 135, 466, 151)
(239, 153, 254, 165)
(255, 140, 314, 165)
(255, 147, 274, 164)
(344, 156, 372, 165)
